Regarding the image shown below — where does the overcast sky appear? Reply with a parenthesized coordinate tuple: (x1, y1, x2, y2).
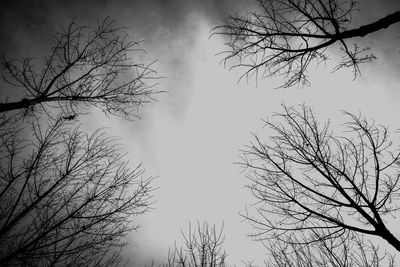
(1, 0, 400, 266)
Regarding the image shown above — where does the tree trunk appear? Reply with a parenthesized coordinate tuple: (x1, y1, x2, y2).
(0, 98, 38, 113)
(380, 226, 400, 252)
(341, 11, 400, 39)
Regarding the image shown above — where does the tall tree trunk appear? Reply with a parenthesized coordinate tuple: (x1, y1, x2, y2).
(0, 98, 39, 113)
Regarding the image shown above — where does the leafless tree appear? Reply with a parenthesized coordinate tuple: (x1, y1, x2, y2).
(0, 117, 154, 266)
(240, 104, 400, 253)
(160, 222, 227, 267)
(264, 230, 395, 267)
(0, 17, 157, 119)
(214, 0, 400, 87)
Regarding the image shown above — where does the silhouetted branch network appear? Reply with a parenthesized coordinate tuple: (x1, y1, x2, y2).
(0, 117, 154, 266)
(1, 17, 158, 119)
(264, 230, 395, 267)
(215, 0, 400, 87)
(240, 104, 400, 252)
(160, 221, 227, 267)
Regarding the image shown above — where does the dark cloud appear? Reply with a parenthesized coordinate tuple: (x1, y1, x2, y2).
(0, 0, 245, 54)
(1, 0, 398, 76)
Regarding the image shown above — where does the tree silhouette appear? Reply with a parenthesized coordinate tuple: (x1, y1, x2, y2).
(264, 230, 395, 267)
(161, 222, 227, 267)
(0, 18, 157, 265)
(0, 117, 153, 266)
(240, 104, 400, 253)
(215, 0, 400, 87)
(1, 17, 157, 119)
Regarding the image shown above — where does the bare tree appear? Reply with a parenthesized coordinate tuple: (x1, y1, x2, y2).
(0, 17, 157, 119)
(240, 104, 400, 252)
(0, 17, 158, 266)
(161, 222, 227, 267)
(0, 117, 154, 266)
(214, 0, 400, 87)
(264, 230, 395, 267)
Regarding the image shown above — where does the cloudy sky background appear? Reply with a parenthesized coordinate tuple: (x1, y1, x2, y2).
(1, 0, 400, 265)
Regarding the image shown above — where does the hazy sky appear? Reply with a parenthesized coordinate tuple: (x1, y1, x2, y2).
(1, 0, 400, 266)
